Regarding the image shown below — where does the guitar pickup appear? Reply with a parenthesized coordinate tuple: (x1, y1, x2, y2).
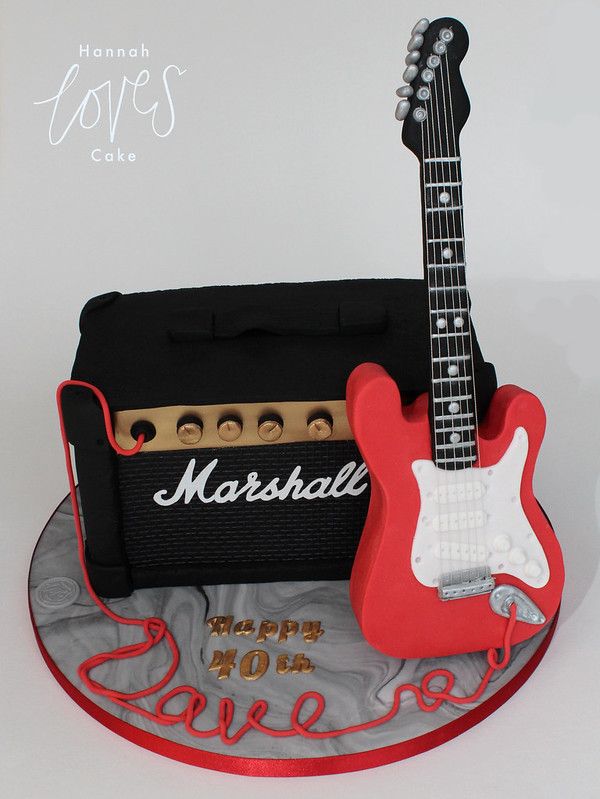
(438, 566, 496, 601)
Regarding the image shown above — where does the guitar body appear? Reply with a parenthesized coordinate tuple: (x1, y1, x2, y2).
(347, 362, 565, 658)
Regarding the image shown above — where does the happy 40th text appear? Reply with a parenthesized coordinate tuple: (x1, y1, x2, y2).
(206, 616, 325, 681)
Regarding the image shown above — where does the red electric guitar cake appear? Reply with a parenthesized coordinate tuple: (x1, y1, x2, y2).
(347, 17, 564, 659)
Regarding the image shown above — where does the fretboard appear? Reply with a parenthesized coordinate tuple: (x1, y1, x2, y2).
(421, 151, 478, 470)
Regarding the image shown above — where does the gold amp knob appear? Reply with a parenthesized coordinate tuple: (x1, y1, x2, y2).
(307, 411, 333, 441)
(258, 414, 284, 442)
(176, 415, 203, 445)
(218, 415, 243, 442)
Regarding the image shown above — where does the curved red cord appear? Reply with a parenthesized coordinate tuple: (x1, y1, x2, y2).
(56, 379, 519, 744)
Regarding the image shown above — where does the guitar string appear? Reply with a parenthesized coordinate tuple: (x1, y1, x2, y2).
(434, 49, 472, 581)
(443, 46, 484, 577)
(426, 69, 451, 583)
(420, 80, 447, 582)
(430, 56, 468, 583)
(427, 74, 451, 583)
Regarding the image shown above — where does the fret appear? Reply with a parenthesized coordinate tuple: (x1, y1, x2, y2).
(436, 455, 477, 464)
(433, 395, 472, 403)
(435, 441, 476, 451)
(429, 286, 468, 292)
(432, 354, 470, 362)
(431, 332, 469, 339)
(436, 413, 474, 421)
(430, 308, 468, 315)
(425, 181, 462, 188)
(427, 237, 464, 243)
(423, 156, 461, 163)
(427, 206, 463, 212)
(435, 424, 475, 433)
(427, 262, 466, 268)
(431, 376, 472, 384)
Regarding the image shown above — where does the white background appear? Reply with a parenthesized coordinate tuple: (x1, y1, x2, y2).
(1, 0, 599, 796)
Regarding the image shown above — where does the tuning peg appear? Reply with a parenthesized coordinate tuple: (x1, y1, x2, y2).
(439, 28, 454, 43)
(402, 64, 419, 83)
(395, 99, 410, 120)
(407, 33, 424, 51)
(396, 85, 413, 97)
(433, 40, 447, 55)
(411, 18, 430, 35)
(405, 50, 420, 65)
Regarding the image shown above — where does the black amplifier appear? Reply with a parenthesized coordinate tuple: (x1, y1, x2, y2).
(60, 278, 497, 597)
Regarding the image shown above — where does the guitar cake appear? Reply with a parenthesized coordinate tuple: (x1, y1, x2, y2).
(27, 15, 565, 776)
(347, 16, 565, 658)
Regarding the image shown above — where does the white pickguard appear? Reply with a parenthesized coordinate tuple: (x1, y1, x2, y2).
(410, 427, 549, 589)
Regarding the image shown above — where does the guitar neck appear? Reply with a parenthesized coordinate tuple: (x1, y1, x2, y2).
(421, 150, 478, 469)
(396, 17, 478, 469)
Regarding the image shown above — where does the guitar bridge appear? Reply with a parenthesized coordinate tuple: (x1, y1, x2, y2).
(438, 566, 496, 601)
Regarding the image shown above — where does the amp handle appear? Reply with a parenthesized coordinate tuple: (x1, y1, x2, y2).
(168, 301, 388, 342)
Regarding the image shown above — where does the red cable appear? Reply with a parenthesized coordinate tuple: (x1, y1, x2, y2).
(56, 379, 519, 745)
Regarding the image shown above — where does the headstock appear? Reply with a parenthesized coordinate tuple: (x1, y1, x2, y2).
(395, 18, 470, 161)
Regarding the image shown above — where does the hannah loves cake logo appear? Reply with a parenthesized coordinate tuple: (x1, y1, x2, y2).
(33, 42, 187, 162)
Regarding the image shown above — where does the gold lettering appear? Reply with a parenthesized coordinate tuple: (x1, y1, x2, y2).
(207, 615, 233, 636)
(240, 649, 269, 681)
(207, 648, 237, 679)
(291, 653, 315, 674)
(256, 620, 278, 643)
(301, 621, 325, 643)
(276, 654, 291, 674)
(234, 619, 256, 636)
(278, 619, 299, 643)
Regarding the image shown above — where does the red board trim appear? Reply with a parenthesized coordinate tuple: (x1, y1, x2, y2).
(29, 596, 559, 777)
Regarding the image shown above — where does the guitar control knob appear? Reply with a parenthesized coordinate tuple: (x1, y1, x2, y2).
(177, 415, 203, 445)
(258, 414, 284, 442)
(509, 547, 527, 565)
(307, 412, 333, 441)
(217, 414, 243, 442)
(524, 559, 543, 578)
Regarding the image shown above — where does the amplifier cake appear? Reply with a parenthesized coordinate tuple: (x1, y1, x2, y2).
(60, 278, 497, 597)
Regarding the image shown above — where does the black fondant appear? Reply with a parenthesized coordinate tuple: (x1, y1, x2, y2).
(72, 279, 495, 411)
(67, 278, 497, 597)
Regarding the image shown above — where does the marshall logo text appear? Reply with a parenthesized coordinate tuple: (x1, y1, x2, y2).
(153, 457, 369, 507)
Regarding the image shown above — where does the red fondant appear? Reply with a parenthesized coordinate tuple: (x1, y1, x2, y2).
(346, 363, 565, 659)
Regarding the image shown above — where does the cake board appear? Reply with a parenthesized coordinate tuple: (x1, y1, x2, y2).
(29, 496, 558, 777)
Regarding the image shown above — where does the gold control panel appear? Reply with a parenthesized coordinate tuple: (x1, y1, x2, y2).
(114, 400, 353, 452)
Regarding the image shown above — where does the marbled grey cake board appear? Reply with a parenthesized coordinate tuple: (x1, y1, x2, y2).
(29, 496, 557, 777)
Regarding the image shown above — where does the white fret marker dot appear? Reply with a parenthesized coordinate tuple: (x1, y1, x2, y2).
(435, 317, 447, 329)
(439, 191, 450, 204)
(454, 317, 464, 328)
(447, 364, 459, 376)
(448, 402, 460, 414)
(442, 247, 453, 259)
(449, 432, 461, 443)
